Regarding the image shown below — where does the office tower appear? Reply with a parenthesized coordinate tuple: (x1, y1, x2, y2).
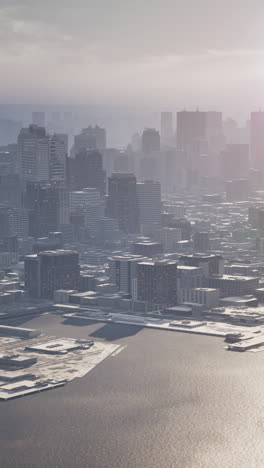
(17, 125, 49, 184)
(180, 254, 224, 277)
(32, 112, 45, 127)
(136, 180, 161, 235)
(167, 218, 192, 240)
(219, 144, 249, 179)
(109, 254, 146, 297)
(98, 217, 122, 243)
(58, 189, 70, 226)
(193, 232, 210, 252)
(156, 227, 182, 251)
(25, 183, 60, 238)
(49, 134, 68, 183)
(113, 152, 134, 173)
(1, 235, 18, 253)
(177, 265, 204, 289)
(225, 179, 249, 202)
(177, 110, 206, 150)
(250, 111, 264, 170)
(74, 126, 106, 154)
(130, 133, 141, 152)
(69, 187, 101, 211)
(75, 149, 105, 194)
(0, 174, 21, 207)
(25, 250, 80, 298)
(107, 172, 139, 233)
(69, 188, 104, 237)
(142, 128, 160, 154)
(208, 275, 259, 298)
(181, 288, 219, 308)
(137, 259, 178, 306)
(139, 156, 158, 181)
(83, 200, 105, 237)
(161, 112, 173, 142)
(0, 205, 29, 239)
(0, 119, 21, 145)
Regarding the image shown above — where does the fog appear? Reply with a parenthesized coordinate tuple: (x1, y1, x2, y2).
(0, 0, 264, 114)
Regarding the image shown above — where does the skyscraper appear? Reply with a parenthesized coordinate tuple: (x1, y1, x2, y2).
(107, 172, 139, 233)
(177, 110, 206, 150)
(109, 254, 146, 296)
(142, 128, 160, 154)
(75, 149, 106, 194)
(25, 183, 60, 238)
(137, 259, 178, 306)
(25, 250, 80, 298)
(0, 205, 28, 239)
(250, 111, 264, 170)
(136, 180, 161, 235)
(193, 232, 210, 252)
(160, 112, 173, 142)
(49, 133, 68, 183)
(17, 125, 49, 184)
(74, 126, 106, 154)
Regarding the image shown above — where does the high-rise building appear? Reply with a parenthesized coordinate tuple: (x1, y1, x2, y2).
(208, 274, 259, 298)
(136, 180, 161, 235)
(167, 218, 192, 240)
(32, 112, 45, 127)
(25, 183, 60, 238)
(98, 217, 122, 244)
(180, 254, 224, 277)
(137, 259, 178, 306)
(74, 126, 106, 154)
(142, 128, 160, 154)
(69, 188, 101, 211)
(107, 172, 139, 233)
(177, 110, 206, 150)
(49, 134, 68, 183)
(250, 111, 264, 170)
(69, 188, 104, 237)
(109, 254, 146, 297)
(181, 288, 219, 308)
(0, 205, 28, 239)
(177, 265, 204, 289)
(156, 227, 182, 251)
(75, 149, 105, 194)
(25, 250, 80, 298)
(161, 112, 173, 142)
(0, 174, 21, 207)
(17, 125, 49, 184)
(193, 232, 210, 252)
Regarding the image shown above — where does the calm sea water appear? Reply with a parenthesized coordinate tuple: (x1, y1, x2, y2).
(1, 313, 264, 468)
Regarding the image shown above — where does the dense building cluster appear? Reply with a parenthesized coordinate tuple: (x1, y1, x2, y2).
(1, 108, 264, 324)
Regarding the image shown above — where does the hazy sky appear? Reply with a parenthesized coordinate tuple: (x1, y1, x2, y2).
(1, 0, 264, 114)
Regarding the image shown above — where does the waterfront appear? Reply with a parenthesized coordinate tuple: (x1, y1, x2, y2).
(1, 313, 264, 468)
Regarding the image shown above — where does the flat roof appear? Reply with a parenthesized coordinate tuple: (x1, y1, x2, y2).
(211, 274, 260, 281)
